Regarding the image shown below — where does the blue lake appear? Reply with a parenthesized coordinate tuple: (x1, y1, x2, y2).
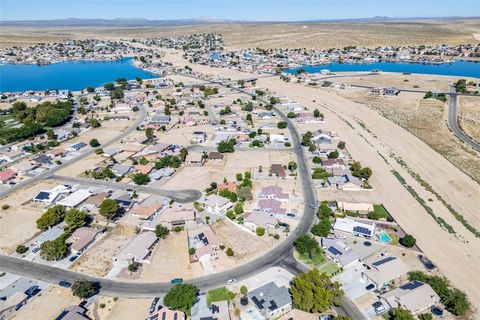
(0, 58, 158, 92)
(284, 60, 480, 78)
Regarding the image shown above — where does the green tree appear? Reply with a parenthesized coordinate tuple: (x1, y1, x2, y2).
(128, 261, 139, 273)
(240, 285, 248, 296)
(294, 234, 320, 258)
(89, 139, 100, 147)
(290, 269, 343, 313)
(71, 280, 99, 299)
(418, 313, 433, 320)
(40, 237, 69, 261)
(256, 227, 266, 236)
(288, 161, 297, 172)
(328, 150, 339, 159)
(217, 140, 235, 153)
(99, 199, 120, 219)
(234, 202, 244, 215)
(313, 109, 323, 118)
(16, 245, 28, 254)
(145, 127, 155, 141)
(287, 112, 296, 118)
(225, 248, 234, 256)
(64, 208, 88, 233)
(237, 185, 253, 201)
(311, 219, 332, 237)
(163, 283, 198, 315)
(36, 205, 66, 231)
(277, 121, 287, 129)
(104, 83, 115, 91)
(236, 173, 243, 181)
(155, 224, 170, 239)
(132, 173, 151, 185)
(387, 308, 414, 320)
(399, 234, 416, 248)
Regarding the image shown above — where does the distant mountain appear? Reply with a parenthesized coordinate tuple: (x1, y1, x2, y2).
(1, 16, 478, 27)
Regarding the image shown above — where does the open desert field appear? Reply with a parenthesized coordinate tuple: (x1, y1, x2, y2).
(459, 95, 480, 143)
(1, 19, 479, 49)
(336, 87, 480, 184)
(89, 296, 151, 320)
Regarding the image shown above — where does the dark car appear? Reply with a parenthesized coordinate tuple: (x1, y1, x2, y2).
(170, 278, 183, 285)
(149, 297, 160, 314)
(69, 255, 78, 262)
(365, 284, 375, 290)
(58, 281, 72, 288)
(24, 285, 41, 298)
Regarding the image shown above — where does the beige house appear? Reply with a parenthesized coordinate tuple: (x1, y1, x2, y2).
(381, 281, 440, 315)
(364, 256, 410, 287)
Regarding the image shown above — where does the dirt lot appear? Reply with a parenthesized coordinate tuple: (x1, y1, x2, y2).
(89, 296, 151, 320)
(0, 180, 59, 254)
(142, 230, 202, 281)
(1, 19, 479, 49)
(336, 88, 480, 184)
(70, 225, 136, 277)
(161, 150, 296, 191)
(211, 219, 273, 264)
(13, 286, 80, 320)
(458, 96, 480, 143)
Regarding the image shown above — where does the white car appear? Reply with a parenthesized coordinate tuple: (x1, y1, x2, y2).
(226, 279, 236, 285)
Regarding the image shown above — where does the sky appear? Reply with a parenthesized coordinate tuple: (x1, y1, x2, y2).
(1, 0, 479, 21)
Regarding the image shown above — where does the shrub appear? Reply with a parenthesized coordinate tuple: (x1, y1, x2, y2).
(277, 121, 287, 129)
(89, 138, 100, 147)
(399, 234, 416, 248)
(225, 248, 234, 256)
(71, 280, 100, 299)
(255, 227, 265, 236)
(16, 245, 28, 254)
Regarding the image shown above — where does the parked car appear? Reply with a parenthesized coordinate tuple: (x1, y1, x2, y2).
(69, 255, 78, 262)
(24, 285, 41, 298)
(149, 297, 160, 314)
(365, 284, 375, 291)
(226, 279, 236, 285)
(286, 213, 296, 218)
(58, 281, 72, 288)
(32, 247, 40, 253)
(372, 301, 387, 315)
(170, 278, 183, 285)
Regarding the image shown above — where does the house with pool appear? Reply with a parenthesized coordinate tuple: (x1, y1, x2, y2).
(333, 217, 376, 238)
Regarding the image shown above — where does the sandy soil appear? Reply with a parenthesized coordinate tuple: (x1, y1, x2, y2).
(0, 180, 60, 253)
(13, 286, 80, 320)
(161, 150, 295, 191)
(142, 230, 202, 281)
(1, 19, 479, 49)
(70, 225, 137, 277)
(166, 55, 480, 312)
(336, 88, 480, 184)
(90, 297, 151, 320)
(458, 96, 480, 143)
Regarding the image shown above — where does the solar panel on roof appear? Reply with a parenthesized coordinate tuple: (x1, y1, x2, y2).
(252, 296, 265, 309)
(372, 256, 396, 266)
(400, 281, 424, 290)
(35, 191, 50, 200)
(198, 232, 205, 240)
(203, 238, 209, 245)
(269, 300, 278, 311)
(328, 246, 342, 256)
(353, 226, 372, 235)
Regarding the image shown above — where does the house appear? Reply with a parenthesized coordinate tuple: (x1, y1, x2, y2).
(257, 199, 286, 215)
(151, 115, 171, 125)
(10, 141, 32, 152)
(208, 152, 224, 161)
(270, 134, 286, 144)
(53, 129, 71, 142)
(0, 150, 26, 163)
(270, 164, 286, 178)
(364, 256, 410, 288)
(0, 169, 16, 184)
(114, 231, 158, 265)
(110, 191, 135, 209)
(111, 164, 132, 177)
(152, 306, 185, 320)
(32, 154, 53, 166)
(337, 202, 374, 217)
(248, 282, 292, 319)
(132, 202, 163, 220)
(204, 195, 233, 215)
(333, 217, 376, 238)
(321, 159, 346, 170)
(244, 210, 278, 231)
(67, 227, 101, 254)
(217, 181, 236, 193)
(67, 142, 87, 152)
(259, 186, 289, 202)
(380, 281, 440, 315)
(321, 238, 360, 268)
(46, 148, 66, 158)
(144, 206, 196, 230)
(185, 152, 205, 166)
(57, 189, 92, 208)
(189, 226, 222, 261)
(135, 164, 153, 175)
(327, 175, 363, 190)
(102, 148, 123, 158)
(149, 168, 175, 180)
(33, 184, 73, 204)
(192, 131, 207, 143)
(384, 87, 400, 96)
(191, 295, 229, 320)
(11, 160, 38, 174)
(55, 304, 90, 320)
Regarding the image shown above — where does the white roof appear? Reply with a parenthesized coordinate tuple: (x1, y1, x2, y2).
(57, 189, 92, 207)
(204, 194, 231, 208)
(381, 281, 440, 314)
(115, 231, 157, 262)
(333, 217, 375, 237)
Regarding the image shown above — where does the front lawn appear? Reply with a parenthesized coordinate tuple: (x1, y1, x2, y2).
(207, 287, 235, 306)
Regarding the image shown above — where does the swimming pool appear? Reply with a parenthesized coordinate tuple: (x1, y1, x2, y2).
(378, 232, 392, 244)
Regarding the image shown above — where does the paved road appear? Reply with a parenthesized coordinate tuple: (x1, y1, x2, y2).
(50, 175, 201, 203)
(447, 85, 480, 152)
(0, 104, 147, 199)
(186, 145, 291, 153)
